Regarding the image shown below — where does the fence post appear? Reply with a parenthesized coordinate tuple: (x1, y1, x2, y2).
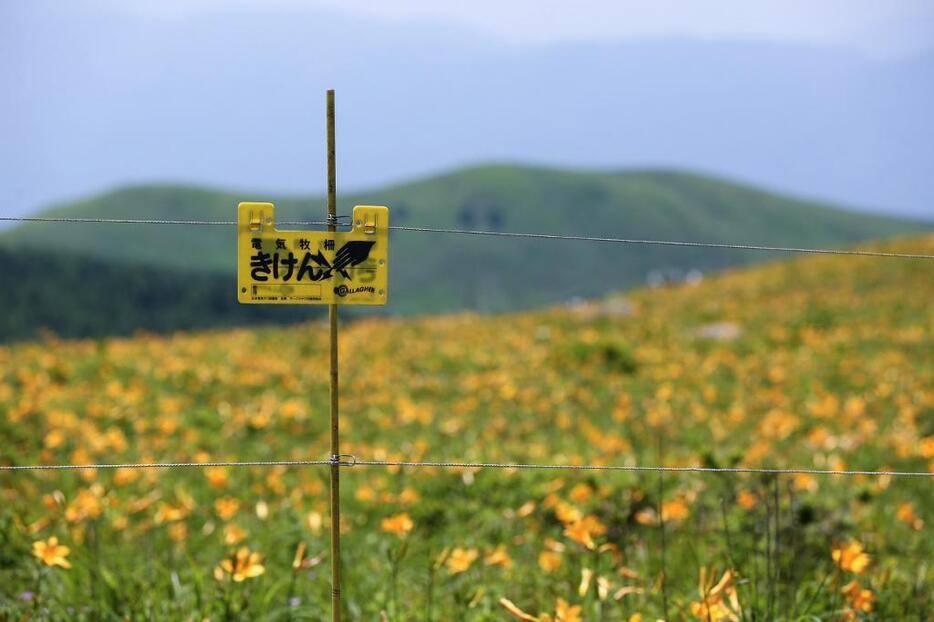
(326, 88, 343, 622)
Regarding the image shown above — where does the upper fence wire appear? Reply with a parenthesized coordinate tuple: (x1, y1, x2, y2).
(1, 215, 932, 260)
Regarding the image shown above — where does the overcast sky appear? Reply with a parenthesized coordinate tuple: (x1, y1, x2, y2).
(3, 1, 933, 219)
(100, 0, 934, 59)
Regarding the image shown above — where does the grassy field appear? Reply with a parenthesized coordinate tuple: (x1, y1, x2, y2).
(1, 236, 932, 620)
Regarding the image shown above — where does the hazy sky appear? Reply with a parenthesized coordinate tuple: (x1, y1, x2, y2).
(101, 0, 934, 58)
(3, 1, 933, 219)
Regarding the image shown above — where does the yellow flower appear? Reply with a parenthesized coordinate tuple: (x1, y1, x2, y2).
(569, 483, 593, 503)
(517, 501, 536, 517)
(793, 473, 818, 492)
(538, 550, 562, 573)
(554, 500, 582, 525)
(32, 537, 71, 569)
(168, 523, 188, 542)
(564, 514, 606, 549)
(690, 567, 742, 621)
(485, 544, 513, 568)
(355, 486, 376, 502)
(661, 498, 690, 522)
(113, 467, 139, 487)
(223, 523, 247, 545)
(564, 520, 595, 549)
(445, 547, 479, 574)
(896, 503, 923, 530)
(44, 429, 66, 449)
(634, 507, 658, 525)
(919, 436, 934, 459)
(215, 547, 265, 582)
(64, 487, 104, 523)
(42, 491, 65, 510)
(736, 490, 758, 510)
(398, 488, 421, 505)
(204, 467, 229, 488)
(555, 598, 582, 622)
(380, 513, 414, 537)
(841, 580, 874, 613)
(832, 540, 871, 574)
(154, 502, 188, 523)
(214, 497, 240, 521)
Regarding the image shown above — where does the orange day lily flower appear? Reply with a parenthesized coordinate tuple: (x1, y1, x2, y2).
(445, 547, 479, 574)
(555, 598, 583, 622)
(215, 547, 265, 582)
(896, 503, 923, 530)
(485, 544, 513, 567)
(736, 490, 758, 510)
(214, 497, 240, 521)
(223, 523, 247, 545)
(538, 550, 562, 573)
(661, 498, 690, 522)
(380, 513, 414, 537)
(832, 540, 871, 574)
(690, 567, 742, 621)
(564, 520, 596, 549)
(841, 580, 875, 613)
(33, 536, 71, 569)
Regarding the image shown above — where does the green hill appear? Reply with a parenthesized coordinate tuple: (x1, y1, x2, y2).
(0, 247, 323, 342)
(2, 165, 926, 315)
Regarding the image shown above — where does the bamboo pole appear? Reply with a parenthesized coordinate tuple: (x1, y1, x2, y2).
(326, 88, 342, 622)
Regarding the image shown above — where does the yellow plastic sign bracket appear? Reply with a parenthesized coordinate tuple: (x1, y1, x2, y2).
(237, 202, 389, 305)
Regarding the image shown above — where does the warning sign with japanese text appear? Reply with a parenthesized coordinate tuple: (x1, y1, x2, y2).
(237, 202, 388, 305)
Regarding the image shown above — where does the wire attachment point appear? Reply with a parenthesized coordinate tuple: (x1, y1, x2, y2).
(330, 454, 356, 467)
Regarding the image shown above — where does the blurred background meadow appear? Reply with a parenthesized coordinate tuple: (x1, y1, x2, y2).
(1, 1, 933, 620)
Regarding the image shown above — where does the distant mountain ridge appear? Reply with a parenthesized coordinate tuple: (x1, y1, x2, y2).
(1, 165, 927, 318)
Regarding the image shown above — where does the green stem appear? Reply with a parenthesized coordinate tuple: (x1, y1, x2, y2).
(286, 570, 297, 622)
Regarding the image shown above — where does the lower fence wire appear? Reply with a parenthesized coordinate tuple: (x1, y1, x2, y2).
(1, 457, 932, 478)
(0, 459, 335, 471)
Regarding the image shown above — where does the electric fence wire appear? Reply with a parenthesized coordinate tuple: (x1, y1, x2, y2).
(1, 456, 932, 478)
(1, 215, 932, 260)
(0, 459, 336, 471)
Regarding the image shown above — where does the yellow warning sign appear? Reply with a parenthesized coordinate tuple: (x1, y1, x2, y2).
(237, 202, 388, 305)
